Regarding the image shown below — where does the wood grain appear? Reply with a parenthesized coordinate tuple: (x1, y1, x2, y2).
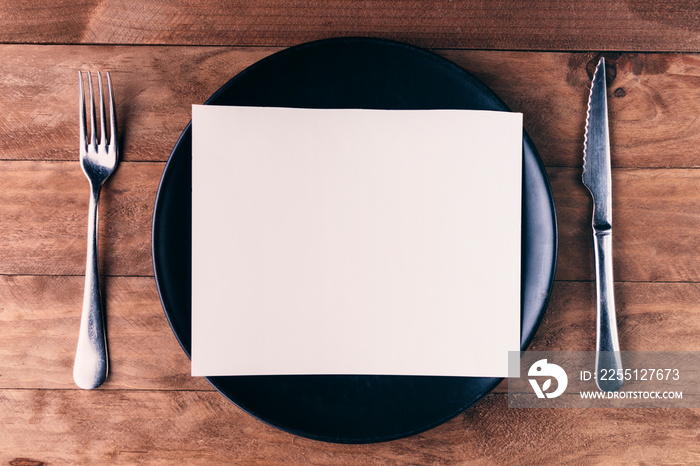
(1, 46, 699, 168)
(0, 161, 158, 277)
(444, 51, 700, 169)
(0, 45, 273, 163)
(531, 281, 700, 353)
(551, 167, 700, 283)
(1, 276, 697, 390)
(0, 161, 696, 281)
(0, 0, 699, 52)
(0, 390, 697, 464)
(0, 22, 698, 461)
(0, 275, 208, 391)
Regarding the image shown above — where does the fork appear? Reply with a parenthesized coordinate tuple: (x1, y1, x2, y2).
(73, 71, 119, 389)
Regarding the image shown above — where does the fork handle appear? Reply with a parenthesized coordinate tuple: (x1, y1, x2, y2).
(73, 186, 108, 389)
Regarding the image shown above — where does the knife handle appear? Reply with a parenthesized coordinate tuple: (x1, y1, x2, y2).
(593, 229, 623, 392)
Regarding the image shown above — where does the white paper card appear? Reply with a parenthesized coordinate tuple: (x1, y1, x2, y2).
(191, 105, 522, 377)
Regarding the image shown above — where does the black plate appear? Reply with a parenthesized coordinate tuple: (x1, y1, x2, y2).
(152, 37, 557, 444)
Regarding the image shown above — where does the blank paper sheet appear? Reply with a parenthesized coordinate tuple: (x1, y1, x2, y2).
(191, 106, 522, 377)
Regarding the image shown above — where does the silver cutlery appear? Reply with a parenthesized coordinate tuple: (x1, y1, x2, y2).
(73, 71, 119, 389)
(582, 57, 623, 392)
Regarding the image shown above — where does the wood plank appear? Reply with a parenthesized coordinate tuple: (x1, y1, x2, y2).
(1, 46, 698, 167)
(0, 161, 697, 281)
(0, 45, 274, 163)
(1, 276, 697, 390)
(443, 51, 700, 169)
(0, 0, 698, 52)
(530, 281, 700, 353)
(0, 390, 697, 464)
(0, 161, 159, 277)
(0, 275, 209, 391)
(551, 167, 700, 283)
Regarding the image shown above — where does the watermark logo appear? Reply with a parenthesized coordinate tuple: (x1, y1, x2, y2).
(528, 359, 568, 398)
(509, 352, 697, 408)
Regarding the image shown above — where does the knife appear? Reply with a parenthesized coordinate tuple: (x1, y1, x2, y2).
(582, 57, 623, 392)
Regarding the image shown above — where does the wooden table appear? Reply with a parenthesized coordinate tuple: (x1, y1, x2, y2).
(1, 1, 699, 464)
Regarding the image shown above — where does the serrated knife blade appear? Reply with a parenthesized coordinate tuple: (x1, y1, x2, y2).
(583, 57, 623, 392)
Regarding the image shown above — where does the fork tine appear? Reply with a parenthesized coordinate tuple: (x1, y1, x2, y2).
(107, 72, 116, 148)
(87, 71, 97, 146)
(98, 72, 107, 146)
(79, 71, 87, 149)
